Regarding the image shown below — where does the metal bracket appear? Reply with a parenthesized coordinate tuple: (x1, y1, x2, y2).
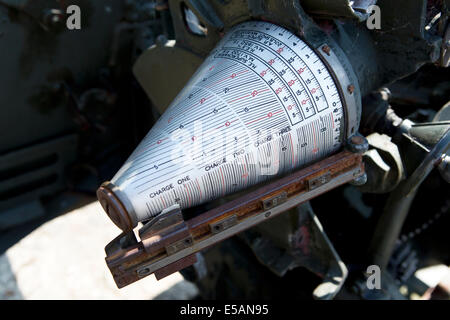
(105, 151, 364, 288)
(262, 192, 288, 210)
(139, 204, 193, 257)
(139, 204, 184, 239)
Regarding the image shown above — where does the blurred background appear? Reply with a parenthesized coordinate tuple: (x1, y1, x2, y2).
(0, 193, 199, 300)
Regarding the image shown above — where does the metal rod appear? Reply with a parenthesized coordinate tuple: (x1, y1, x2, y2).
(368, 129, 450, 270)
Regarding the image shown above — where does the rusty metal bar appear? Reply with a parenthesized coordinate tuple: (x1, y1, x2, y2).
(104, 151, 364, 288)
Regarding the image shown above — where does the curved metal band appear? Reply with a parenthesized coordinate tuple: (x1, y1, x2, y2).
(315, 43, 361, 139)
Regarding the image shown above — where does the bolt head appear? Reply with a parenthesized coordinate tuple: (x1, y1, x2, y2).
(322, 45, 331, 55)
(347, 85, 355, 94)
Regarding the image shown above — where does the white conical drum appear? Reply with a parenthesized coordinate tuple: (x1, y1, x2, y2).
(98, 21, 349, 231)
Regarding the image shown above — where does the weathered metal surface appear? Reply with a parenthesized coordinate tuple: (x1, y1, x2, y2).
(105, 151, 363, 288)
(360, 133, 405, 193)
(0, 134, 78, 227)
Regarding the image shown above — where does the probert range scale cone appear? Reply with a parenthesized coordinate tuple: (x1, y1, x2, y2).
(97, 21, 360, 231)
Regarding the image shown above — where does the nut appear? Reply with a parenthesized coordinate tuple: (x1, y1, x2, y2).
(322, 45, 331, 55)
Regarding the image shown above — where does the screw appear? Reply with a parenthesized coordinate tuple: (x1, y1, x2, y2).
(322, 45, 331, 55)
(156, 34, 168, 46)
(346, 133, 369, 154)
(351, 135, 365, 145)
(137, 267, 151, 276)
(265, 211, 271, 218)
(347, 85, 355, 94)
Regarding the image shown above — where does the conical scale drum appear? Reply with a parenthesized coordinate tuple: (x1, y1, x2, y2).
(97, 21, 361, 231)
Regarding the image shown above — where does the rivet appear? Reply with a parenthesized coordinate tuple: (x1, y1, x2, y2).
(348, 85, 355, 94)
